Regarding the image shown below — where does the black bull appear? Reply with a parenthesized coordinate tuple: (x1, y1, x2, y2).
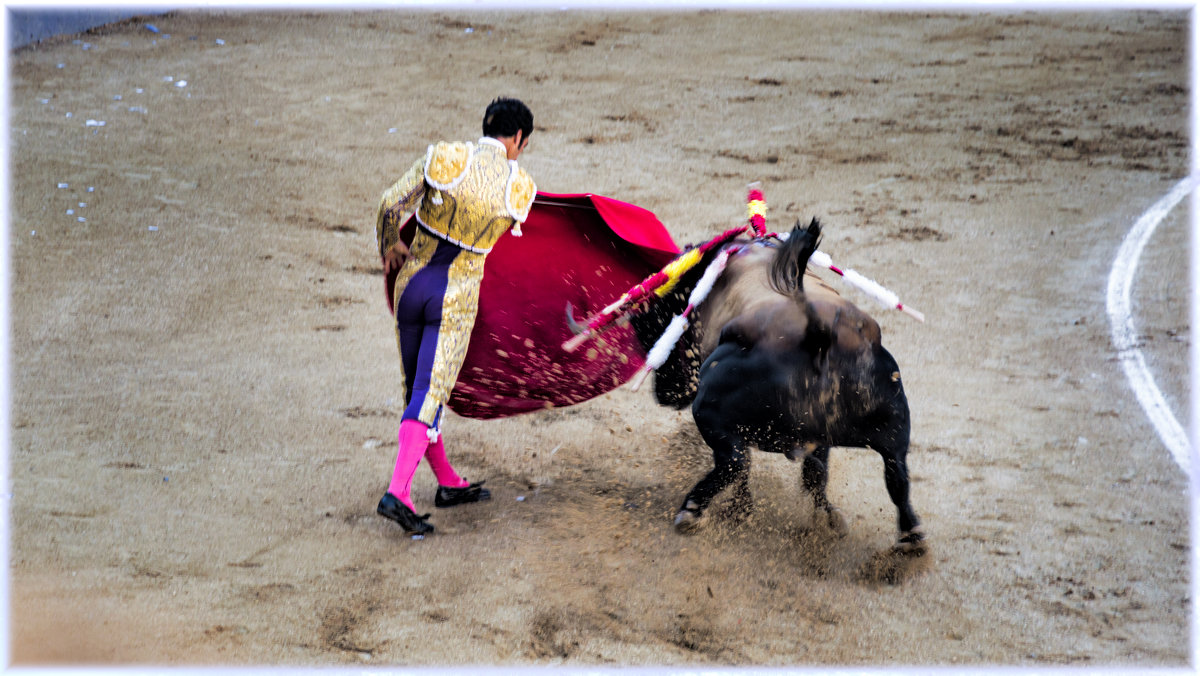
(622, 220, 924, 550)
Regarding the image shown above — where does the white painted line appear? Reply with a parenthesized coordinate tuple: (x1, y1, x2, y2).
(1106, 176, 1198, 474)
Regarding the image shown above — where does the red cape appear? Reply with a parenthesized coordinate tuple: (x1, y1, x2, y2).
(387, 192, 680, 419)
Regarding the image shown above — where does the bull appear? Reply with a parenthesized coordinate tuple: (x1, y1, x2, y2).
(611, 219, 924, 553)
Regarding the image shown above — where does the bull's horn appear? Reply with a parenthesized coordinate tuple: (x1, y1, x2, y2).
(565, 302, 584, 335)
(562, 303, 592, 352)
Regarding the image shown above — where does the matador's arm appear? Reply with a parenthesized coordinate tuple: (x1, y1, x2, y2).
(376, 154, 427, 258)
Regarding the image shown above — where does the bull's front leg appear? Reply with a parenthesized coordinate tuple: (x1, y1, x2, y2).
(674, 431, 751, 533)
(680, 344, 759, 532)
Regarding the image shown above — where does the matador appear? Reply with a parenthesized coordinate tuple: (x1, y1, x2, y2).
(374, 98, 536, 535)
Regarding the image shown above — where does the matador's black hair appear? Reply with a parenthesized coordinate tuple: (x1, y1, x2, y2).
(483, 97, 533, 141)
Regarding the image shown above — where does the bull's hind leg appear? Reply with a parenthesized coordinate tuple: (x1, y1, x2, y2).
(801, 445, 848, 537)
(858, 349, 924, 551)
(882, 453, 923, 550)
(861, 437, 931, 585)
(867, 407, 923, 550)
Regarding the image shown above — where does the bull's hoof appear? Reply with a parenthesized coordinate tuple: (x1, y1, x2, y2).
(894, 526, 926, 553)
(825, 507, 849, 537)
(673, 505, 708, 534)
(892, 540, 929, 558)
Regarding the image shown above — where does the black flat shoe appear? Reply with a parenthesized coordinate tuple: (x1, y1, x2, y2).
(377, 493, 435, 535)
(435, 481, 491, 508)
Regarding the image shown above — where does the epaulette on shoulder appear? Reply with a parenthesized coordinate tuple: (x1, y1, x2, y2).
(424, 141, 473, 191)
(507, 167, 536, 223)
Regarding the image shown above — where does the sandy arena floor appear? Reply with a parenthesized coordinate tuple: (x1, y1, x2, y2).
(7, 8, 1193, 668)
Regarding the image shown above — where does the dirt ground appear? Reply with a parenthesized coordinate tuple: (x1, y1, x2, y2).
(6, 9, 1193, 669)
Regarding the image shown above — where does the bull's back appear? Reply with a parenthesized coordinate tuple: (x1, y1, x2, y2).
(696, 249, 785, 357)
(696, 243, 880, 360)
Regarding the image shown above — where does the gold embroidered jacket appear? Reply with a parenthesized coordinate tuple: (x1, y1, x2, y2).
(376, 137, 536, 259)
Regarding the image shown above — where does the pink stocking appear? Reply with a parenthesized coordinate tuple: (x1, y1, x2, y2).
(386, 419, 431, 509)
(424, 433, 469, 489)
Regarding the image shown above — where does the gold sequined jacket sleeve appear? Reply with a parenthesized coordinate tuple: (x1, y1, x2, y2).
(376, 154, 427, 258)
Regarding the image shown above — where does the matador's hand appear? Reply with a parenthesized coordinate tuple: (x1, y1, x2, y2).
(382, 241, 411, 276)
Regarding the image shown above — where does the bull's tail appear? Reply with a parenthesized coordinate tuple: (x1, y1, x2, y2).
(768, 218, 822, 299)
